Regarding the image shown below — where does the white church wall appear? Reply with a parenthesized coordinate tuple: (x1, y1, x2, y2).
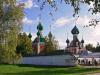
(20, 55, 77, 66)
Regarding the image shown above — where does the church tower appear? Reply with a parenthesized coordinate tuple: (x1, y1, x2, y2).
(71, 25, 80, 47)
(32, 22, 45, 54)
(66, 25, 86, 54)
(81, 38, 84, 48)
(66, 38, 70, 48)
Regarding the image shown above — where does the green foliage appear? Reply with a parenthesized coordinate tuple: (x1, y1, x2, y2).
(95, 46, 100, 52)
(94, 42, 100, 52)
(85, 43, 100, 52)
(44, 38, 55, 53)
(0, 0, 24, 64)
(44, 33, 59, 54)
(85, 44, 95, 52)
(16, 33, 33, 56)
(39, 0, 100, 16)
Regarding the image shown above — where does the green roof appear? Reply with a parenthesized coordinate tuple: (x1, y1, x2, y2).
(33, 37, 45, 43)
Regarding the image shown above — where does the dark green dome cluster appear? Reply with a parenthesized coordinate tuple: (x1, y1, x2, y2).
(37, 22, 43, 31)
(81, 39, 84, 43)
(33, 22, 45, 43)
(66, 38, 70, 43)
(28, 33, 32, 38)
(71, 26, 79, 34)
(37, 31, 40, 36)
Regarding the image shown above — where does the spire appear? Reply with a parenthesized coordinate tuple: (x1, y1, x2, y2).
(50, 24, 51, 32)
(28, 23, 32, 39)
(39, 14, 41, 22)
(48, 24, 53, 40)
(66, 31, 69, 43)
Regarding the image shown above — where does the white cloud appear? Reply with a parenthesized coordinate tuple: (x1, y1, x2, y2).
(53, 16, 91, 27)
(24, 0, 39, 9)
(23, 17, 39, 25)
(33, 3, 39, 8)
(23, 17, 33, 25)
(76, 16, 90, 26)
(54, 17, 71, 27)
(56, 38, 66, 49)
(24, 0, 33, 9)
(83, 24, 100, 46)
(31, 33, 37, 41)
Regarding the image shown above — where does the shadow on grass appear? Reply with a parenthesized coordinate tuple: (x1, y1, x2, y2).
(17, 64, 75, 68)
(1, 67, 100, 75)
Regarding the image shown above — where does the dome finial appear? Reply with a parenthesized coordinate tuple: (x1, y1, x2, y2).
(50, 24, 51, 32)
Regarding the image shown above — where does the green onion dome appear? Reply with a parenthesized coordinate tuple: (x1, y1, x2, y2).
(37, 31, 40, 36)
(66, 38, 70, 43)
(71, 26, 79, 34)
(28, 33, 32, 38)
(81, 39, 84, 43)
(37, 22, 43, 31)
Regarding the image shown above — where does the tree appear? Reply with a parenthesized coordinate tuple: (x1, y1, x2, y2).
(44, 32, 59, 54)
(38, 0, 100, 15)
(38, 0, 100, 27)
(16, 33, 33, 56)
(0, 0, 24, 64)
(85, 44, 95, 52)
(94, 42, 100, 52)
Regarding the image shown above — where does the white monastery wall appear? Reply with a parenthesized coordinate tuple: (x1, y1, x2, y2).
(20, 55, 77, 66)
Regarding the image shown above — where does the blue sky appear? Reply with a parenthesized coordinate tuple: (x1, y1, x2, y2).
(19, 0, 100, 49)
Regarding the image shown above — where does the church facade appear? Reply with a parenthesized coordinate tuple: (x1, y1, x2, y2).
(66, 26, 86, 54)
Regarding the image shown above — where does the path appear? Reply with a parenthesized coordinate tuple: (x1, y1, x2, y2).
(87, 73, 100, 75)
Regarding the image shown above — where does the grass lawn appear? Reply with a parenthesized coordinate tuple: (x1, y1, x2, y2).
(0, 65, 100, 75)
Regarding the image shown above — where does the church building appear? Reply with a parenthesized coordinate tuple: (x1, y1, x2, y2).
(66, 25, 86, 54)
(32, 22, 45, 54)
